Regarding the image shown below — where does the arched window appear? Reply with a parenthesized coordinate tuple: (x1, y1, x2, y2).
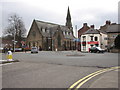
(90, 36, 94, 41)
(95, 37, 98, 41)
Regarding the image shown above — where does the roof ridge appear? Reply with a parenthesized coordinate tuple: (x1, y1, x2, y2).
(35, 19, 60, 25)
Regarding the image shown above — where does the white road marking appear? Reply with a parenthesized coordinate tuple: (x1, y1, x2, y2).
(0, 63, 13, 67)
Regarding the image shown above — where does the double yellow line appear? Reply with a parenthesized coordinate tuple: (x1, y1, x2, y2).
(68, 66, 120, 90)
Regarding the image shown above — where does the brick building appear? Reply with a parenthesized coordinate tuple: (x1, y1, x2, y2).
(78, 23, 90, 51)
(99, 21, 120, 49)
(26, 7, 76, 51)
(81, 25, 108, 52)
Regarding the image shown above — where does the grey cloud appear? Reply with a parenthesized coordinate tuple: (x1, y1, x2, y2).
(72, 8, 118, 30)
(1, 1, 118, 37)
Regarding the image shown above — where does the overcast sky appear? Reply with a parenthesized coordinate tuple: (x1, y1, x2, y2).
(0, 0, 119, 37)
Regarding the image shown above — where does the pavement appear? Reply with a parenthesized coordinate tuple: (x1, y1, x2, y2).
(0, 60, 8, 64)
(89, 70, 120, 88)
(89, 69, 119, 88)
(0, 60, 19, 65)
(68, 66, 119, 89)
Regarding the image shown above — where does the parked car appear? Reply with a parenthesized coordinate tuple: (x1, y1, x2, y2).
(31, 47, 38, 53)
(90, 47, 105, 53)
(15, 48, 23, 52)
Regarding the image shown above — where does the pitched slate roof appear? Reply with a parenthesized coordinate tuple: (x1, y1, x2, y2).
(35, 20, 75, 39)
(35, 20, 58, 28)
(100, 24, 120, 33)
(105, 24, 120, 33)
(83, 28, 100, 34)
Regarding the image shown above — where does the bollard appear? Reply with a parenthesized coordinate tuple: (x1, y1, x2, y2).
(7, 50, 13, 61)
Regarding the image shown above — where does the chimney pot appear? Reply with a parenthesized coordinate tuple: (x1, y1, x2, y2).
(83, 23, 87, 26)
(90, 25, 94, 28)
(106, 20, 111, 25)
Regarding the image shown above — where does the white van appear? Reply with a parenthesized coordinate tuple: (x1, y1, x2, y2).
(31, 47, 38, 53)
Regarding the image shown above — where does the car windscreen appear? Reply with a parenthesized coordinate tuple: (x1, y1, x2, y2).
(91, 47, 96, 49)
(32, 48, 37, 50)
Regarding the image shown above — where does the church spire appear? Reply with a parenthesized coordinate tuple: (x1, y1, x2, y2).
(66, 6, 72, 29)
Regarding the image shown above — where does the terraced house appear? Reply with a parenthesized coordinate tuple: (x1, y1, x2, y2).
(27, 7, 76, 51)
(99, 21, 120, 49)
(81, 25, 108, 52)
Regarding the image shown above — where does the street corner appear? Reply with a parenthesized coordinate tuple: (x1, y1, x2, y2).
(89, 67, 119, 88)
(68, 66, 119, 89)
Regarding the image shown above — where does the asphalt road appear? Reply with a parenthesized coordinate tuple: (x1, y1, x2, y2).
(2, 51, 119, 88)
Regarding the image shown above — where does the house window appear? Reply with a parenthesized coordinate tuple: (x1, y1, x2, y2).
(112, 35, 117, 38)
(46, 29, 49, 33)
(104, 37, 109, 40)
(45, 27, 47, 32)
(42, 28, 45, 32)
(65, 31, 67, 35)
(83, 46, 86, 51)
(68, 32, 70, 35)
(67, 32, 68, 35)
(82, 36, 86, 41)
(63, 31, 65, 35)
(95, 37, 98, 41)
(90, 36, 94, 41)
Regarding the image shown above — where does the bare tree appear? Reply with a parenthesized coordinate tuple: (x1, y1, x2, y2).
(4, 13, 26, 47)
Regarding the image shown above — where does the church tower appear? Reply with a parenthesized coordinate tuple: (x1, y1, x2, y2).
(66, 6, 72, 29)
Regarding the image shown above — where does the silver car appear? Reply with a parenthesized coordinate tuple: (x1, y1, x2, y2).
(31, 47, 38, 53)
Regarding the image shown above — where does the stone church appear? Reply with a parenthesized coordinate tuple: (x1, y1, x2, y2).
(26, 7, 76, 51)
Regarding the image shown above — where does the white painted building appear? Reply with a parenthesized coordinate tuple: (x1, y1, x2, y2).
(81, 25, 108, 52)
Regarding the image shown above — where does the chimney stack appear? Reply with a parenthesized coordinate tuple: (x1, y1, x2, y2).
(83, 23, 87, 26)
(106, 20, 111, 25)
(90, 25, 94, 29)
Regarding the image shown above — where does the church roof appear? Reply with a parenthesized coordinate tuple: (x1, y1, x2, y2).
(35, 20, 75, 39)
(35, 20, 58, 29)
